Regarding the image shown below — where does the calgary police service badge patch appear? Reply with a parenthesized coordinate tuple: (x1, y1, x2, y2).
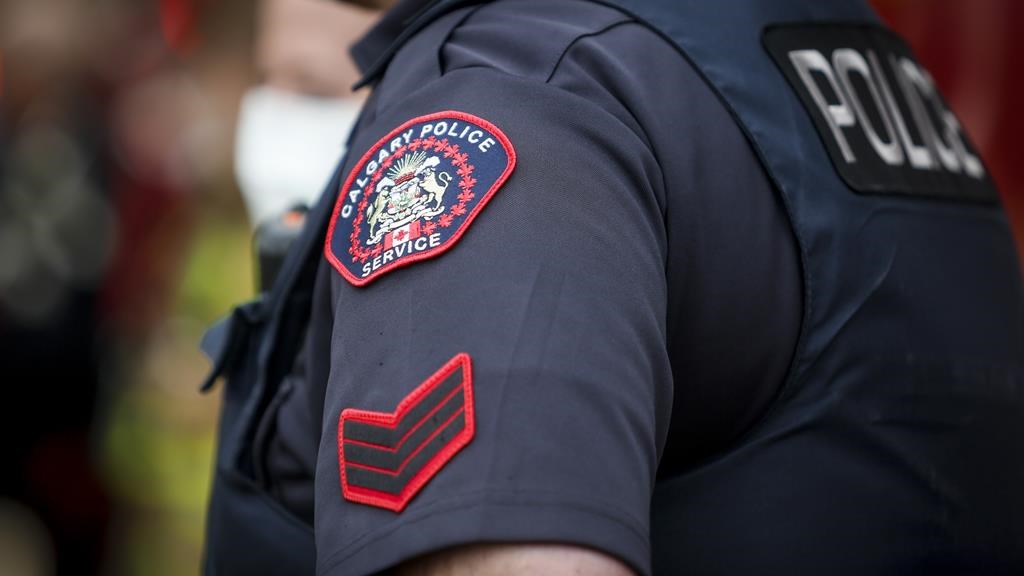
(325, 111, 516, 286)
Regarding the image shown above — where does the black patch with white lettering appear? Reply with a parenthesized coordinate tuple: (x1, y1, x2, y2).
(764, 24, 997, 202)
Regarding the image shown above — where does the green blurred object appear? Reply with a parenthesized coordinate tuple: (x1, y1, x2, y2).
(102, 213, 254, 575)
(176, 214, 256, 326)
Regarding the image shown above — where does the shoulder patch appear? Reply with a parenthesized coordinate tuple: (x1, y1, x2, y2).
(325, 111, 516, 286)
(338, 353, 474, 512)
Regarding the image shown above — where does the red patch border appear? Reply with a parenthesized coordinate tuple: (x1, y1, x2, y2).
(325, 111, 517, 287)
(338, 353, 475, 512)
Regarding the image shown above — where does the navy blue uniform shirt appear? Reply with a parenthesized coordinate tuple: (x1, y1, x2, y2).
(260, 0, 801, 573)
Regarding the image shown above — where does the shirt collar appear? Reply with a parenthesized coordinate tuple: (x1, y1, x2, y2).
(350, 0, 483, 89)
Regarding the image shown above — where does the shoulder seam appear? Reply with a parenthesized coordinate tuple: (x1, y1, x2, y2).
(544, 18, 664, 199)
(543, 18, 636, 84)
(435, 3, 490, 81)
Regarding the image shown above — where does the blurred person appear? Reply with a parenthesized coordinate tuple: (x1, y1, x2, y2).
(234, 0, 374, 228)
(1, 0, 223, 574)
(0, 1, 117, 573)
(202, 1, 1024, 575)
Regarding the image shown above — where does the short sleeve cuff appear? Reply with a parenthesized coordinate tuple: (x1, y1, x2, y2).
(316, 490, 650, 576)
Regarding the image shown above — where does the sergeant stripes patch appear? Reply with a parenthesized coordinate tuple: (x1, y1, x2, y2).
(338, 353, 475, 512)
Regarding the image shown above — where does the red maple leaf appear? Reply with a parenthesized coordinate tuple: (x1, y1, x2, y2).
(459, 177, 477, 190)
(422, 221, 437, 235)
(422, 136, 436, 149)
(409, 140, 422, 151)
(454, 152, 469, 164)
(457, 164, 474, 177)
(457, 190, 475, 203)
(433, 138, 448, 152)
(372, 244, 382, 257)
(451, 204, 466, 216)
(438, 214, 454, 228)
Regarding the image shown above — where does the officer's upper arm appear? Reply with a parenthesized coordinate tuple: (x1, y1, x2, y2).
(396, 543, 636, 576)
(314, 66, 670, 576)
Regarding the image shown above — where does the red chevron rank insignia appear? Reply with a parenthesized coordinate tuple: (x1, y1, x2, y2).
(338, 353, 475, 512)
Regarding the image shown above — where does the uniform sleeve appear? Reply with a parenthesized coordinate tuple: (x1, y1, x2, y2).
(314, 67, 671, 576)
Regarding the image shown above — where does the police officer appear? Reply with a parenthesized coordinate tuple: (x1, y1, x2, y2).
(201, 0, 1024, 574)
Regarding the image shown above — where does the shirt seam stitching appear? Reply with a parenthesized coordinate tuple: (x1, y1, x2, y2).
(540, 19, 660, 164)
(543, 19, 668, 220)
(542, 18, 636, 84)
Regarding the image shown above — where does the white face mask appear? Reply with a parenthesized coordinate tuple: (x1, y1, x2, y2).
(234, 85, 363, 227)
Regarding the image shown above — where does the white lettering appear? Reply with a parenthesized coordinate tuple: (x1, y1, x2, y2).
(898, 59, 983, 178)
(899, 58, 961, 173)
(413, 122, 494, 150)
(356, 232, 451, 277)
(872, 52, 934, 170)
(779, 45, 984, 182)
(342, 204, 353, 218)
(789, 49, 858, 163)
(942, 112, 985, 179)
(402, 129, 413, 144)
(389, 137, 403, 152)
(833, 49, 904, 166)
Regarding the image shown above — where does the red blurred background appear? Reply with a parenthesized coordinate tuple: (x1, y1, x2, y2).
(874, 0, 1024, 254)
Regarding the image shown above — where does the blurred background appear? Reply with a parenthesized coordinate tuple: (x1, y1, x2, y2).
(0, 0, 1020, 574)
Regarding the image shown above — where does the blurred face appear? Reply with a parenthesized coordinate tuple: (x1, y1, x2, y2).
(236, 0, 382, 226)
(258, 0, 377, 96)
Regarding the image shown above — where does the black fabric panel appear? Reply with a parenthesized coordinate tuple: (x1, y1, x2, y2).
(764, 23, 998, 202)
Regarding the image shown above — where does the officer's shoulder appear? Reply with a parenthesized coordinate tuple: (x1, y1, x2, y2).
(431, 0, 682, 149)
(372, 0, 671, 116)
(440, 0, 645, 83)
